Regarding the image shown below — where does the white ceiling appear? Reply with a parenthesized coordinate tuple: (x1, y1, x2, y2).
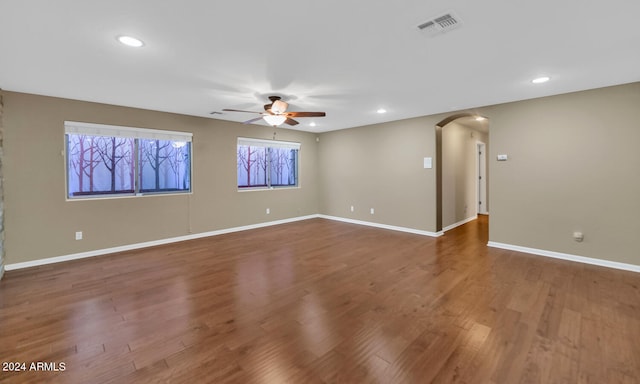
(1, 1, 638, 132)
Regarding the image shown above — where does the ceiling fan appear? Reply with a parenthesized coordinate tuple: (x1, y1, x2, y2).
(223, 96, 326, 127)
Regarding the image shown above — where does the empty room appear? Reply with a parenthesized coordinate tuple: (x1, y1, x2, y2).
(1, 1, 639, 383)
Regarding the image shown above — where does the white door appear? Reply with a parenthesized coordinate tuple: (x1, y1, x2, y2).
(477, 142, 487, 214)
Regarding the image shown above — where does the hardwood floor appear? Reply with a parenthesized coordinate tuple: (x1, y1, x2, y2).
(1, 216, 639, 383)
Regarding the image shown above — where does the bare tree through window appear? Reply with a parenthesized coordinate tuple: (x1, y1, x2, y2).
(237, 140, 298, 189)
(66, 126, 191, 198)
(95, 136, 133, 192)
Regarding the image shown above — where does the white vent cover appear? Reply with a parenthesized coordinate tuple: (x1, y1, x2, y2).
(417, 11, 462, 37)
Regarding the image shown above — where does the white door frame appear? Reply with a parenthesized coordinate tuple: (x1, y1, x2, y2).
(476, 141, 488, 215)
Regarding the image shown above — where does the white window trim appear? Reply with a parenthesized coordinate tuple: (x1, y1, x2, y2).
(65, 121, 193, 142)
(64, 121, 193, 200)
(237, 137, 301, 191)
(237, 137, 300, 150)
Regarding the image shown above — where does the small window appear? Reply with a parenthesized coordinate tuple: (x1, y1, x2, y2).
(65, 121, 192, 199)
(138, 139, 191, 193)
(237, 138, 299, 189)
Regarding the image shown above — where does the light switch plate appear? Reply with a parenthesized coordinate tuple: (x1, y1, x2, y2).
(423, 157, 433, 168)
(497, 154, 508, 161)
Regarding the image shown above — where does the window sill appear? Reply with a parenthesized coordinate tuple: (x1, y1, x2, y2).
(66, 191, 193, 202)
(237, 186, 300, 193)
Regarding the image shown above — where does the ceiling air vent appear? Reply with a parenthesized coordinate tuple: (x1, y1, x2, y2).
(417, 11, 462, 37)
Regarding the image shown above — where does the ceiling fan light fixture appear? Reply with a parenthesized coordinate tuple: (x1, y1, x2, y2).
(271, 100, 288, 114)
(224, 95, 325, 127)
(263, 115, 287, 126)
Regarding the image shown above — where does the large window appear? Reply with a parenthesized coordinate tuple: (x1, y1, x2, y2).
(65, 121, 192, 199)
(237, 137, 299, 189)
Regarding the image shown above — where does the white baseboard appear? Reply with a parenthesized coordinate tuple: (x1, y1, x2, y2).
(487, 241, 640, 273)
(443, 215, 478, 232)
(4, 215, 320, 271)
(13, 215, 636, 274)
(318, 215, 442, 237)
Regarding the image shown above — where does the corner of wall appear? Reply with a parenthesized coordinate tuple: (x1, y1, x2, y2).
(0, 88, 5, 280)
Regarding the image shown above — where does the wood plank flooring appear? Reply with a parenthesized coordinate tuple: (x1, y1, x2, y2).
(1, 216, 639, 383)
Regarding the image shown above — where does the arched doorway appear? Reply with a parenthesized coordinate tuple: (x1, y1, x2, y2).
(435, 113, 489, 233)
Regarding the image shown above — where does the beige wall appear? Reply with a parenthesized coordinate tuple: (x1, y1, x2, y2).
(317, 116, 442, 232)
(0, 91, 4, 278)
(317, 82, 639, 267)
(4, 82, 639, 268)
(482, 82, 640, 265)
(3, 91, 320, 264)
(442, 121, 489, 228)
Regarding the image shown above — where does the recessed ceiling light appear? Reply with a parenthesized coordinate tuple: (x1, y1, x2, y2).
(377, 108, 387, 114)
(475, 116, 486, 121)
(531, 76, 550, 84)
(309, 122, 317, 127)
(117, 35, 144, 48)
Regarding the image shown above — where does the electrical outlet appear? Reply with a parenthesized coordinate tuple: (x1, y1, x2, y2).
(370, 208, 375, 215)
(75, 231, 83, 240)
(266, 208, 270, 215)
(350, 205, 354, 212)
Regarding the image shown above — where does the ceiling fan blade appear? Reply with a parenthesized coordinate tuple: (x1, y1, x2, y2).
(222, 108, 263, 114)
(243, 117, 264, 124)
(284, 118, 299, 126)
(285, 112, 326, 117)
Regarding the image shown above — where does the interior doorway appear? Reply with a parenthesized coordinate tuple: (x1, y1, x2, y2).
(435, 113, 490, 235)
